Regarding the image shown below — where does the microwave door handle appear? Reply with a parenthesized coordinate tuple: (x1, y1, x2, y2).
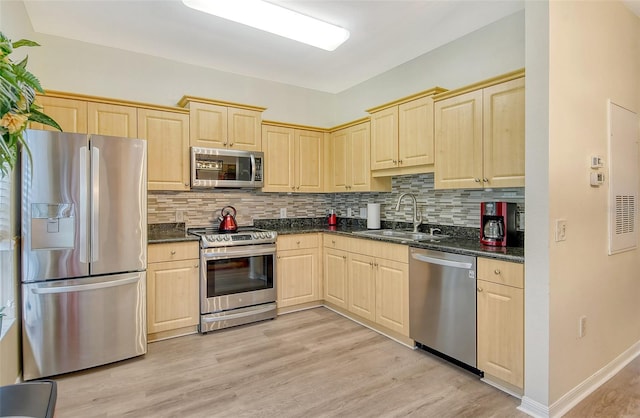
(250, 154, 256, 184)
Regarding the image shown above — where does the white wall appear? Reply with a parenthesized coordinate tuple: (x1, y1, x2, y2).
(547, 1, 640, 405)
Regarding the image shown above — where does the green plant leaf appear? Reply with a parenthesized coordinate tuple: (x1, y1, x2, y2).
(29, 108, 62, 131)
(12, 39, 40, 49)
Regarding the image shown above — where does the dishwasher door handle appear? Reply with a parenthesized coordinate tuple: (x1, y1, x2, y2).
(411, 253, 473, 269)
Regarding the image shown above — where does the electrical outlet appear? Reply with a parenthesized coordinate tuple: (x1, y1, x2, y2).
(176, 210, 184, 222)
(280, 208, 287, 218)
(347, 208, 353, 217)
(579, 316, 587, 338)
(555, 219, 567, 242)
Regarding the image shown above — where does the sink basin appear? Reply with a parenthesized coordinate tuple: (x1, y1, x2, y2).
(352, 229, 449, 243)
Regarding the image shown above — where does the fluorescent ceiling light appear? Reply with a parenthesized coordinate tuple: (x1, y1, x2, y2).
(182, 0, 350, 51)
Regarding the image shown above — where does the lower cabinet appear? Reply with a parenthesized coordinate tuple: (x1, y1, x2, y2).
(323, 235, 410, 338)
(276, 234, 322, 309)
(477, 257, 524, 390)
(147, 241, 200, 341)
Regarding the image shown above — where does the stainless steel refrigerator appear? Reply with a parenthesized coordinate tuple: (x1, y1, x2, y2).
(21, 129, 147, 380)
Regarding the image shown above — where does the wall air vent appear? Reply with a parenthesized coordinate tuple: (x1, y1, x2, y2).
(608, 101, 638, 255)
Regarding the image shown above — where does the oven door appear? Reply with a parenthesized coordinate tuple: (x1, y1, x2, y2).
(200, 244, 276, 314)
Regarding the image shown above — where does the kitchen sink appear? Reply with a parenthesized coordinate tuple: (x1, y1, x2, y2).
(352, 229, 449, 243)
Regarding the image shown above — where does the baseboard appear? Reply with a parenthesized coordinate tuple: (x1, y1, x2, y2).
(548, 340, 640, 417)
(518, 339, 640, 418)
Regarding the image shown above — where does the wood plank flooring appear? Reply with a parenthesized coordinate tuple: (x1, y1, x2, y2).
(53, 307, 527, 417)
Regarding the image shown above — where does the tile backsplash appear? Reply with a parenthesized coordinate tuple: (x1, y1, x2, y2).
(148, 172, 524, 229)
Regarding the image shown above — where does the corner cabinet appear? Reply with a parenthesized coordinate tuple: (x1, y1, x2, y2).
(137, 108, 191, 191)
(147, 241, 200, 342)
(262, 123, 325, 193)
(276, 234, 322, 310)
(178, 96, 265, 152)
(327, 120, 390, 192)
(434, 70, 525, 190)
(323, 235, 410, 339)
(367, 88, 445, 176)
(477, 257, 524, 391)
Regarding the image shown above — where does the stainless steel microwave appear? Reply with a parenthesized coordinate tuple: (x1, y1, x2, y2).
(191, 147, 264, 188)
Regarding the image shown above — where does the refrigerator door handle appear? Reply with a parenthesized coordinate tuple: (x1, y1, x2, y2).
(30, 275, 141, 294)
(91, 145, 100, 262)
(79, 146, 89, 263)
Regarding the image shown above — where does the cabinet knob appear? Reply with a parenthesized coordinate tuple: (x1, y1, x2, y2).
(291, 186, 295, 190)
(374, 263, 379, 268)
(369, 262, 374, 267)
(296, 186, 300, 190)
(342, 256, 347, 260)
(483, 178, 489, 183)
(477, 287, 483, 292)
(194, 264, 199, 268)
(494, 269, 501, 275)
(224, 141, 228, 146)
(332, 240, 336, 244)
(393, 160, 397, 165)
(399, 160, 403, 164)
(184, 183, 190, 187)
(170, 250, 176, 255)
(229, 142, 234, 147)
(296, 240, 301, 245)
(474, 178, 481, 183)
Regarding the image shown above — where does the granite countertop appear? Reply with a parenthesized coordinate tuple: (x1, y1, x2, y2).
(256, 218, 524, 263)
(148, 223, 199, 244)
(147, 219, 525, 262)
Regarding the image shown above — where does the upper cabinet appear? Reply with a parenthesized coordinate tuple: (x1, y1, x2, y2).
(327, 120, 390, 192)
(31, 95, 88, 133)
(87, 102, 138, 138)
(434, 70, 525, 190)
(137, 108, 190, 191)
(178, 96, 265, 152)
(367, 88, 446, 177)
(262, 122, 325, 193)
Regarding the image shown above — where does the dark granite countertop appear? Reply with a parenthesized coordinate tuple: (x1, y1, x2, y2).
(148, 223, 200, 244)
(255, 218, 524, 263)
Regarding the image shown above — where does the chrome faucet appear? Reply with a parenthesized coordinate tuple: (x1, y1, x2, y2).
(395, 193, 422, 232)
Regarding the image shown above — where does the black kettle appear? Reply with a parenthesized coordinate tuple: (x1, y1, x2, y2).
(218, 206, 238, 232)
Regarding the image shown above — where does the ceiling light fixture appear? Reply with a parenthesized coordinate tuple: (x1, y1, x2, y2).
(182, 0, 350, 51)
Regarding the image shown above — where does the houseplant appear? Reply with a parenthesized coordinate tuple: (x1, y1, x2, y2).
(0, 31, 61, 177)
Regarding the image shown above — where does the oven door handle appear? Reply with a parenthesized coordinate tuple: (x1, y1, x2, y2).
(202, 305, 275, 323)
(201, 246, 276, 259)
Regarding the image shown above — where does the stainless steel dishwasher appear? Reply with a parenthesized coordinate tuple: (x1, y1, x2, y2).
(409, 247, 480, 374)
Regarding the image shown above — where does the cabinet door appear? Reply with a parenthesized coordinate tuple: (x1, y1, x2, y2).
(328, 128, 349, 192)
(375, 259, 409, 336)
(483, 77, 525, 188)
(398, 96, 434, 167)
(370, 107, 398, 170)
(138, 109, 190, 191)
(295, 129, 323, 192)
(323, 248, 348, 309)
(434, 90, 483, 189)
(147, 259, 200, 334)
(189, 102, 228, 148)
(348, 253, 376, 321)
(349, 122, 372, 191)
(477, 279, 524, 388)
(228, 108, 261, 151)
(88, 102, 137, 138)
(31, 96, 88, 133)
(262, 125, 295, 192)
(277, 248, 320, 308)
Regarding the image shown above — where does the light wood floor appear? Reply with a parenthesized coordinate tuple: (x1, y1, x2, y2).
(53, 307, 527, 417)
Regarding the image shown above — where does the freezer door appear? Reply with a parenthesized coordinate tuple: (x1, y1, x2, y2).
(89, 135, 147, 275)
(22, 272, 147, 380)
(21, 130, 90, 282)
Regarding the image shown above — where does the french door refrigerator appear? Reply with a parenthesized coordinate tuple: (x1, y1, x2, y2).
(21, 129, 147, 380)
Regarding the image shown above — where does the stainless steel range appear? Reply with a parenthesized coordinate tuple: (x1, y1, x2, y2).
(188, 227, 277, 333)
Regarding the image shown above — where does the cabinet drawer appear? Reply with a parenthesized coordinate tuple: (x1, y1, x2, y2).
(357, 239, 408, 263)
(323, 234, 353, 252)
(477, 258, 524, 288)
(148, 241, 199, 263)
(277, 234, 319, 251)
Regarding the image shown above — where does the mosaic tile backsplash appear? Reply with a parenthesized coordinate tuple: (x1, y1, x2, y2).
(148, 172, 524, 230)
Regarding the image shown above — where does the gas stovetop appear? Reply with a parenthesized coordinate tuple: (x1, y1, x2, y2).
(188, 227, 277, 248)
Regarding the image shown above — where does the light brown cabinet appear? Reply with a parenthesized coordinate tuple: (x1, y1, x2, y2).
(477, 257, 524, 390)
(323, 235, 410, 338)
(276, 234, 322, 309)
(137, 108, 190, 191)
(262, 124, 324, 193)
(147, 241, 200, 341)
(434, 72, 525, 190)
(368, 89, 444, 176)
(327, 120, 390, 192)
(88, 102, 138, 138)
(179, 97, 264, 152)
(31, 95, 88, 133)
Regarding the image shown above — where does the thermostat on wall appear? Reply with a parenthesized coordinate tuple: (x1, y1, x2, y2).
(590, 171, 605, 187)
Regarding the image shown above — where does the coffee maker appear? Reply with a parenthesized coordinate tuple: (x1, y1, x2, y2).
(480, 202, 518, 247)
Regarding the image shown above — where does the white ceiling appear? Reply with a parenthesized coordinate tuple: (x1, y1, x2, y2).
(20, 0, 640, 94)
